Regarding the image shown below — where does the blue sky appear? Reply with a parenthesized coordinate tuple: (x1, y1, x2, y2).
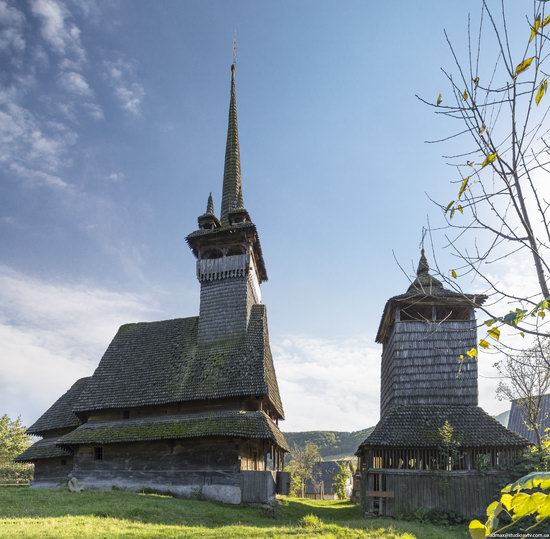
(0, 0, 532, 431)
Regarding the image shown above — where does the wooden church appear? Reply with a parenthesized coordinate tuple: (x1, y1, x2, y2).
(355, 250, 529, 517)
(16, 63, 289, 505)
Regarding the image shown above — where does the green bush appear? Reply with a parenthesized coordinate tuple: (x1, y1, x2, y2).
(0, 462, 33, 484)
(299, 513, 323, 529)
(399, 507, 466, 526)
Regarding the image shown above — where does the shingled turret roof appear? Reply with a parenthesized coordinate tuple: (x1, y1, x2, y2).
(27, 377, 90, 436)
(73, 304, 284, 418)
(376, 250, 487, 343)
(357, 405, 528, 451)
(220, 63, 242, 225)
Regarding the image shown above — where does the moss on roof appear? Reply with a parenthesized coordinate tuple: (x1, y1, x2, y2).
(72, 305, 283, 419)
(58, 410, 289, 451)
(15, 437, 72, 462)
(358, 405, 529, 451)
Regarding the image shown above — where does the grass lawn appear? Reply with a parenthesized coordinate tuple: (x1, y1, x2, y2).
(0, 487, 469, 538)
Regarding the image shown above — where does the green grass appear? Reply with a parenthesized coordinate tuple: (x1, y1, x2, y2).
(0, 487, 468, 538)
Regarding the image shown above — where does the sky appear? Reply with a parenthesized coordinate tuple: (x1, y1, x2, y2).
(0, 0, 536, 432)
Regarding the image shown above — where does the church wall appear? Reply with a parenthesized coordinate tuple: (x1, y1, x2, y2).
(70, 438, 271, 504)
(85, 397, 247, 422)
(32, 457, 72, 487)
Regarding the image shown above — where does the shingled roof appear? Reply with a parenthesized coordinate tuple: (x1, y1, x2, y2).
(73, 304, 284, 418)
(358, 406, 529, 450)
(58, 410, 288, 451)
(27, 377, 90, 436)
(376, 250, 487, 343)
(15, 437, 72, 462)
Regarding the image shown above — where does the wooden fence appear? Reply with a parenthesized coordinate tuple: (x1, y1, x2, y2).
(362, 468, 515, 518)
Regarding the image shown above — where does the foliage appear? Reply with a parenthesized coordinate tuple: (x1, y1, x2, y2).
(333, 462, 351, 500)
(284, 460, 303, 497)
(437, 420, 460, 470)
(0, 415, 31, 462)
(0, 488, 468, 538)
(421, 0, 550, 360)
(287, 442, 321, 497)
(284, 427, 373, 460)
(496, 341, 550, 447)
(299, 513, 323, 529)
(0, 415, 33, 484)
(469, 471, 550, 538)
(399, 507, 466, 526)
(512, 431, 550, 476)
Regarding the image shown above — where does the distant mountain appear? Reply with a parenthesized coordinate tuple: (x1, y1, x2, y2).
(494, 409, 510, 427)
(283, 427, 374, 460)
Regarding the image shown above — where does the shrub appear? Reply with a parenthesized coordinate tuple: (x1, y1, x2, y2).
(469, 472, 550, 538)
(299, 513, 323, 529)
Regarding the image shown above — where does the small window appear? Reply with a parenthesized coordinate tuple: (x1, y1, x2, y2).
(94, 447, 103, 460)
(122, 410, 130, 419)
(60, 459, 67, 466)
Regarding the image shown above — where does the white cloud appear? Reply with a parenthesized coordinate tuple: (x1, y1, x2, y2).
(104, 57, 145, 115)
(0, 0, 25, 56)
(0, 266, 158, 426)
(60, 70, 92, 96)
(30, 0, 85, 63)
(274, 335, 381, 431)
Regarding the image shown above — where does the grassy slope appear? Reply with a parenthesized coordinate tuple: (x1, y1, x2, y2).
(284, 428, 375, 460)
(0, 487, 468, 538)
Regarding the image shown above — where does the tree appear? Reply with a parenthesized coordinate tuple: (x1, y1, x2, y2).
(419, 0, 550, 363)
(332, 462, 351, 500)
(496, 340, 550, 447)
(0, 415, 31, 463)
(288, 442, 321, 498)
(0, 414, 33, 484)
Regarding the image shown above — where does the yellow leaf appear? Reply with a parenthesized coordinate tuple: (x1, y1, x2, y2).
(479, 339, 490, 349)
(445, 200, 454, 213)
(538, 310, 546, 319)
(536, 494, 550, 521)
(479, 125, 486, 135)
(463, 89, 469, 101)
(536, 79, 548, 106)
(459, 354, 464, 360)
(530, 16, 541, 43)
(436, 93, 443, 106)
(520, 331, 525, 338)
(484, 319, 496, 327)
(451, 269, 457, 278)
(468, 519, 487, 539)
(457, 204, 464, 214)
(488, 327, 501, 341)
(481, 153, 497, 168)
(501, 493, 513, 510)
(544, 14, 550, 28)
(466, 347, 477, 358)
(514, 57, 534, 78)
(473, 76, 480, 87)
(458, 176, 470, 199)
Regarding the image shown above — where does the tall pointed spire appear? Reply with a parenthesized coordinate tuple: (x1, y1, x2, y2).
(220, 63, 242, 225)
(206, 192, 214, 215)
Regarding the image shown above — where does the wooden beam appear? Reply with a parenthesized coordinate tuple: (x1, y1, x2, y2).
(367, 490, 394, 498)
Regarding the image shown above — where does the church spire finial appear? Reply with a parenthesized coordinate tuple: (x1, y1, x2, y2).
(220, 60, 242, 225)
(206, 192, 214, 215)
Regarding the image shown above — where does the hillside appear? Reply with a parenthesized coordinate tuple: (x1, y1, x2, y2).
(283, 427, 374, 460)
